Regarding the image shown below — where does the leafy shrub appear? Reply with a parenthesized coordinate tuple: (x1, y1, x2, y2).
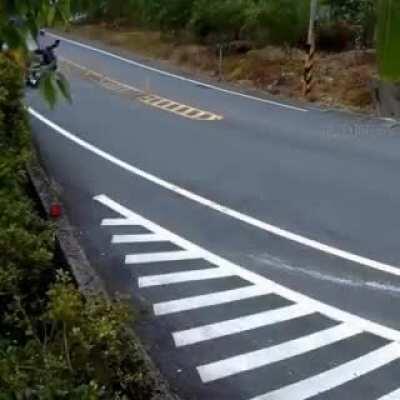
(142, 0, 196, 33)
(0, 56, 29, 155)
(0, 54, 154, 399)
(317, 21, 357, 51)
(190, 0, 247, 42)
(0, 55, 54, 335)
(244, 0, 309, 46)
(1, 273, 154, 399)
(322, 0, 376, 48)
(76, 0, 311, 47)
(377, 0, 400, 82)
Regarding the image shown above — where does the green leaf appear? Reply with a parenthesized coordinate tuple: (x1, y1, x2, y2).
(55, 72, 73, 103)
(1, 24, 27, 51)
(39, 71, 58, 109)
(26, 15, 39, 43)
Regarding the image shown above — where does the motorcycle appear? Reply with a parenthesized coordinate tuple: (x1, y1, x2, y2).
(26, 39, 60, 88)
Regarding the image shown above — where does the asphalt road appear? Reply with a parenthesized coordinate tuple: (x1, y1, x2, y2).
(28, 33, 400, 400)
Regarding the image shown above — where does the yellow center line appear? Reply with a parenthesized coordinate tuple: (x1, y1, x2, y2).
(60, 57, 223, 122)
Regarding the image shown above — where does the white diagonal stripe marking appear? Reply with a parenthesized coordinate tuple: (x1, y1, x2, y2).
(138, 268, 231, 288)
(112, 233, 165, 243)
(173, 304, 312, 347)
(197, 323, 361, 382)
(91, 195, 400, 342)
(154, 285, 271, 316)
(102, 218, 139, 226)
(250, 343, 400, 400)
(378, 387, 400, 400)
(125, 250, 199, 264)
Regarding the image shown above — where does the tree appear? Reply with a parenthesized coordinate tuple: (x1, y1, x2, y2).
(190, 0, 247, 42)
(0, 0, 72, 106)
(323, 0, 376, 47)
(0, 0, 71, 51)
(244, 0, 309, 46)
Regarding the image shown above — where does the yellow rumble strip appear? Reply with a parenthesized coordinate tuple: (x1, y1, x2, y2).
(60, 58, 223, 122)
(139, 94, 222, 121)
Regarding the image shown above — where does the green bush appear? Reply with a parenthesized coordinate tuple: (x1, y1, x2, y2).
(322, 0, 376, 48)
(76, 0, 311, 47)
(317, 21, 356, 51)
(244, 0, 309, 46)
(377, 0, 400, 82)
(0, 55, 54, 333)
(0, 54, 154, 399)
(1, 273, 153, 399)
(190, 0, 247, 42)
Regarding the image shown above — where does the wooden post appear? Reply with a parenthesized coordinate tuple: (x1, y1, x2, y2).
(303, 0, 318, 96)
(218, 43, 224, 82)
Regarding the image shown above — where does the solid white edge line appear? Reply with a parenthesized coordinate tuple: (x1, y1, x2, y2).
(48, 32, 308, 113)
(197, 323, 361, 383)
(94, 195, 400, 343)
(28, 107, 400, 280)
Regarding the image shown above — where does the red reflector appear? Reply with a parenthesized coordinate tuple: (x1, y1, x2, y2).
(50, 203, 62, 219)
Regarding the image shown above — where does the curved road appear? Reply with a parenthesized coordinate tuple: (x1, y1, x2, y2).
(28, 33, 400, 400)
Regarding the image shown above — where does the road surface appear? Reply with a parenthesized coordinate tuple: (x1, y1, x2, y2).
(28, 33, 400, 400)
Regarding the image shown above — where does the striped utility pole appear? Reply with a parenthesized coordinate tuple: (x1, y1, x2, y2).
(303, 0, 318, 96)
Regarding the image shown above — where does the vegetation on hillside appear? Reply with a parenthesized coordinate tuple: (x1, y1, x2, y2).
(70, 0, 378, 49)
(71, 0, 311, 46)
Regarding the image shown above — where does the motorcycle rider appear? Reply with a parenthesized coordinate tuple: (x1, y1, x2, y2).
(26, 30, 60, 87)
(34, 30, 59, 67)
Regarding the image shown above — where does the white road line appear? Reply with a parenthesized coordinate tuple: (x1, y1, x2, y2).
(102, 218, 139, 226)
(126, 250, 200, 264)
(48, 32, 307, 113)
(378, 387, 400, 399)
(29, 108, 400, 279)
(112, 233, 164, 243)
(250, 343, 400, 400)
(197, 323, 361, 383)
(153, 285, 271, 316)
(138, 268, 231, 288)
(173, 304, 311, 347)
(93, 195, 400, 343)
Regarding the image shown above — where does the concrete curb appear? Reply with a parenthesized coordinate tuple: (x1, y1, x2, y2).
(27, 150, 182, 400)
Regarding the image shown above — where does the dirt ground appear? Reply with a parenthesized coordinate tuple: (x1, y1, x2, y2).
(66, 24, 378, 114)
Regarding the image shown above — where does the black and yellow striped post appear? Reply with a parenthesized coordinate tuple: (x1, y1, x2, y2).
(303, 42, 316, 96)
(303, 0, 318, 97)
